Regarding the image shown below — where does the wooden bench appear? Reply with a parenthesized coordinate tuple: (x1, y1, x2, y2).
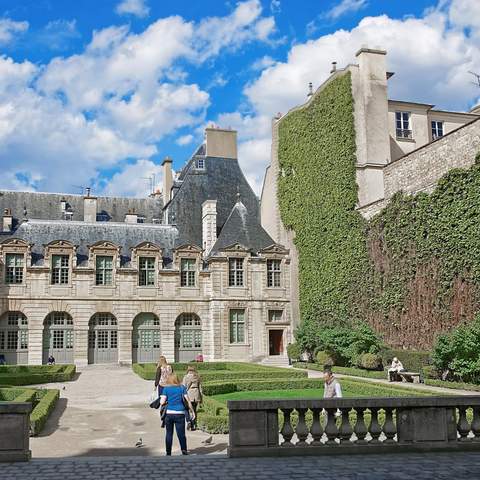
(399, 371, 422, 384)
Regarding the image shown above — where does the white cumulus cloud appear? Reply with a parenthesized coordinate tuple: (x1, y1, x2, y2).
(115, 0, 150, 18)
(0, 18, 28, 45)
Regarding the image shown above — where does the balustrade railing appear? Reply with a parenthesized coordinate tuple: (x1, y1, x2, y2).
(228, 397, 480, 457)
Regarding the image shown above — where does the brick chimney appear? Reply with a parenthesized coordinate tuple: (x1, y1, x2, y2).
(2, 208, 13, 232)
(83, 189, 97, 222)
(202, 200, 217, 256)
(125, 209, 138, 224)
(205, 127, 237, 159)
(162, 156, 173, 207)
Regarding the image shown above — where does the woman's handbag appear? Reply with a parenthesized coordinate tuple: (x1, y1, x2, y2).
(149, 389, 161, 409)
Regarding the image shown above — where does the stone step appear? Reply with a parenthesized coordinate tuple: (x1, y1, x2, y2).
(260, 356, 290, 367)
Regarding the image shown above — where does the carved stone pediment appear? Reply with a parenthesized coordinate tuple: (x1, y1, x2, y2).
(259, 243, 289, 255)
(220, 243, 250, 253)
(174, 244, 203, 253)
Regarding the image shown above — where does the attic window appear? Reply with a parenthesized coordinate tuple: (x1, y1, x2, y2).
(195, 157, 205, 169)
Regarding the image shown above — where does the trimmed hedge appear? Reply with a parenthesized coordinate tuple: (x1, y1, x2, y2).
(0, 365, 76, 386)
(0, 387, 36, 402)
(293, 362, 387, 380)
(30, 389, 60, 436)
(381, 350, 431, 372)
(133, 362, 301, 381)
(424, 379, 480, 392)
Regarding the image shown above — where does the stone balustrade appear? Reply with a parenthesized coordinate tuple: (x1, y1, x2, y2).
(228, 396, 480, 457)
(0, 402, 32, 462)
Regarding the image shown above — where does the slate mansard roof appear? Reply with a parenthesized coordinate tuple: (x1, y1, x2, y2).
(7, 220, 179, 267)
(211, 200, 274, 255)
(165, 148, 262, 249)
(0, 190, 164, 227)
(1, 138, 279, 263)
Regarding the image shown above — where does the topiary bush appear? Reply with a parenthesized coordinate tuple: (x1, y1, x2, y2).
(315, 351, 334, 367)
(287, 342, 302, 361)
(357, 353, 383, 371)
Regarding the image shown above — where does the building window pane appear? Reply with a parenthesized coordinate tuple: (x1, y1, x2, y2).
(51, 255, 69, 284)
(65, 330, 74, 349)
(229, 309, 245, 343)
(110, 330, 118, 349)
(96, 256, 113, 286)
(88, 331, 96, 349)
(7, 331, 18, 350)
(267, 259, 281, 287)
(97, 331, 108, 349)
(0, 331, 4, 350)
(229, 258, 244, 287)
(431, 120, 444, 140)
(53, 330, 64, 349)
(395, 111, 412, 139)
(180, 259, 196, 287)
(5, 254, 24, 284)
(268, 310, 283, 322)
(19, 330, 28, 350)
(139, 257, 155, 286)
(152, 330, 160, 348)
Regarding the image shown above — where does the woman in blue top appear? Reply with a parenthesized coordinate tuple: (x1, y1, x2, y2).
(160, 373, 195, 456)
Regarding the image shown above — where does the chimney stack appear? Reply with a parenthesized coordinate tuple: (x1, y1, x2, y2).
(125, 209, 138, 224)
(202, 200, 217, 256)
(330, 61, 337, 74)
(83, 190, 97, 222)
(162, 156, 173, 207)
(2, 208, 13, 232)
(205, 128, 237, 159)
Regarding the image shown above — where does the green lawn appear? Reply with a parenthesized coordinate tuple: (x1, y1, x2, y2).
(213, 388, 324, 402)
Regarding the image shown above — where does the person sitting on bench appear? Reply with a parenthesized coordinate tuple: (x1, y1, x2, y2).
(388, 357, 405, 382)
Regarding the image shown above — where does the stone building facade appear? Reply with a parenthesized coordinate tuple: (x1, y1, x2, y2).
(261, 47, 480, 328)
(0, 128, 292, 366)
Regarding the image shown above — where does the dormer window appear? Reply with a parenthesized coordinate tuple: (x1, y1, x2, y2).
(139, 257, 155, 286)
(229, 258, 244, 287)
(51, 255, 69, 284)
(5, 253, 24, 284)
(195, 157, 205, 169)
(395, 111, 412, 139)
(95, 256, 113, 286)
(267, 259, 281, 287)
(180, 259, 196, 287)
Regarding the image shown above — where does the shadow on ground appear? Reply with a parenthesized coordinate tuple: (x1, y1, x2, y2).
(36, 398, 68, 437)
(190, 443, 229, 455)
(72, 447, 157, 457)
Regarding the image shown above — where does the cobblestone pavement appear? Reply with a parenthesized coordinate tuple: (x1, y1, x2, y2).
(3, 452, 480, 480)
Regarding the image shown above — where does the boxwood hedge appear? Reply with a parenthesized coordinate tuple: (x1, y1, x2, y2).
(0, 365, 76, 386)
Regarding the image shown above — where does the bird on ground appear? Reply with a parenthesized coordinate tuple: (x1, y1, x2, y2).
(62, 386, 66, 390)
(135, 438, 143, 448)
(202, 436, 213, 445)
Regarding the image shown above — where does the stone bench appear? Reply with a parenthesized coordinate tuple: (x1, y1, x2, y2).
(0, 402, 32, 462)
(399, 371, 422, 384)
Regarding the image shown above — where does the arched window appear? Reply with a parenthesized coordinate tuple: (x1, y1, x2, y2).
(0, 312, 28, 365)
(174, 313, 202, 362)
(43, 312, 74, 364)
(88, 313, 118, 364)
(132, 313, 161, 364)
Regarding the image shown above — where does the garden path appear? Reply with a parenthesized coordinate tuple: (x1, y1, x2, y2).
(29, 364, 228, 458)
(306, 368, 478, 396)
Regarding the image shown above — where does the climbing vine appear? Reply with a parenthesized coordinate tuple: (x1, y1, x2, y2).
(278, 72, 480, 350)
(277, 72, 370, 346)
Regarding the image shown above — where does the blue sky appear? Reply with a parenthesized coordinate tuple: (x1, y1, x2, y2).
(0, 0, 479, 197)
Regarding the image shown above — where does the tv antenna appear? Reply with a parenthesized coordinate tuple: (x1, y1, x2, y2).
(468, 71, 480, 88)
(72, 185, 90, 195)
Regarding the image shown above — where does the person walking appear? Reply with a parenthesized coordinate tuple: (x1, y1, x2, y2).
(323, 366, 342, 398)
(182, 365, 203, 431)
(154, 355, 172, 396)
(160, 373, 195, 456)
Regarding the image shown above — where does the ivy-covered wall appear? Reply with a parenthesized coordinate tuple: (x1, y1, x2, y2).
(277, 72, 370, 343)
(278, 72, 480, 350)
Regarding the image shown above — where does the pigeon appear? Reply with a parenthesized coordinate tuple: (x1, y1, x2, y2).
(201, 436, 213, 445)
(62, 386, 66, 390)
(135, 438, 143, 448)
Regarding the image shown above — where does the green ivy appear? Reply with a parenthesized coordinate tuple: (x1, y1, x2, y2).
(278, 72, 369, 337)
(278, 71, 480, 350)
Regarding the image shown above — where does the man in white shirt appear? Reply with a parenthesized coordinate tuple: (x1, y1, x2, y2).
(323, 367, 342, 398)
(388, 357, 405, 382)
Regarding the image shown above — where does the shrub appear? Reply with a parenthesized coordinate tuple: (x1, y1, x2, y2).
(422, 365, 440, 380)
(197, 414, 228, 434)
(287, 343, 302, 361)
(0, 365, 76, 386)
(315, 351, 334, 367)
(432, 315, 480, 383)
(30, 389, 60, 436)
(357, 353, 383, 371)
(381, 350, 430, 372)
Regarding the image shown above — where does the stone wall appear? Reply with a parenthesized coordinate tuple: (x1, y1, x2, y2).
(384, 119, 480, 199)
